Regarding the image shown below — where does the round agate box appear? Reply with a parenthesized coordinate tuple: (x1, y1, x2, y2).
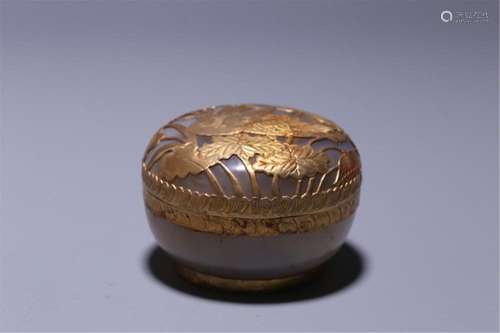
(141, 104, 362, 291)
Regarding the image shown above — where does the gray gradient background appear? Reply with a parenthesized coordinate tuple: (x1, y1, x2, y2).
(0, 0, 498, 331)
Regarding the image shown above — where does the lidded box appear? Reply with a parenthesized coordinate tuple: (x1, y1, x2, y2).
(142, 104, 361, 291)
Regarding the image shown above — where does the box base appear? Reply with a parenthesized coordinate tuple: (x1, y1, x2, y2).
(175, 263, 322, 292)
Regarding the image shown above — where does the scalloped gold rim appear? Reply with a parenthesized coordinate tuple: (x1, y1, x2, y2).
(142, 162, 361, 220)
(144, 187, 359, 236)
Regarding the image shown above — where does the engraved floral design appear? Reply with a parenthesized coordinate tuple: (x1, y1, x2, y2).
(157, 142, 218, 181)
(197, 134, 283, 196)
(198, 134, 277, 161)
(144, 105, 359, 198)
(242, 114, 343, 140)
(253, 144, 330, 178)
(186, 105, 347, 142)
(188, 105, 271, 136)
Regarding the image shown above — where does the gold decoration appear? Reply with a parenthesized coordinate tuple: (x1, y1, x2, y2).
(180, 104, 346, 140)
(253, 144, 330, 178)
(142, 104, 362, 236)
(153, 142, 221, 181)
(242, 114, 340, 139)
(143, 165, 360, 219)
(144, 186, 359, 236)
(198, 134, 277, 161)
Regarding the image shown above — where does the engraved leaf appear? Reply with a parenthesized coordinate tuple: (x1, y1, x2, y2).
(254, 144, 330, 178)
(198, 134, 278, 161)
(244, 119, 294, 137)
(242, 114, 347, 141)
(157, 142, 218, 181)
(188, 105, 271, 136)
(183, 105, 349, 143)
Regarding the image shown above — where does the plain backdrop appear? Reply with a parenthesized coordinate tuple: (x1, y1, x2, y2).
(1, 0, 498, 331)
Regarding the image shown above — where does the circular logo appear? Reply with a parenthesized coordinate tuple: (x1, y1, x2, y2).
(441, 10, 453, 23)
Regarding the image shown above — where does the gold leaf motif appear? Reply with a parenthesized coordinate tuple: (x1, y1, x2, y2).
(186, 105, 347, 141)
(243, 118, 294, 137)
(243, 114, 339, 139)
(189, 105, 271, 136)
(198, 134, 277, 161)
(253, 144, 330, 178)
(143, 105, 360, 196)
(157, 142, 218, 181)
